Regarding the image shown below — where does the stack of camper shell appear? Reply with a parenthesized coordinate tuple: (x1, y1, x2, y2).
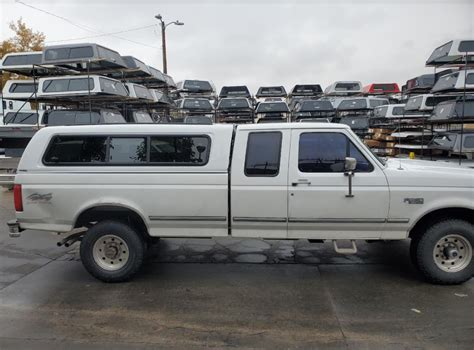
(334, 97, 389, 138)
(287, 84, 323, 111)
(388, 94, 455, 156)
(216, 86, 254, 123)
(364, 104, 405, 156)
(0, 43, 177, 168)
(424, 39, 474, 159)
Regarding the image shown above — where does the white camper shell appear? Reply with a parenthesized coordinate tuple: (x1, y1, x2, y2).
(2, 80, 37, 101)
(324, 81, 362, 96)
(426, 40, 474, 67)
(373, 104, 406, 119)
(0, 51, 62, 77)
(431, 69, 474, 94)
(37, 75, 129, 102)
(124, 83, 154, 102)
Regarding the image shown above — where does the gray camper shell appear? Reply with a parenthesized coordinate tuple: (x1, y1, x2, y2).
(429, 96, 474, 122)
(41, 43, 127, 72)
(219, 86, 252, 99)
(256, 86, 287, 99)
(292, 100, 335, 121)
(405, 74, 436, 94)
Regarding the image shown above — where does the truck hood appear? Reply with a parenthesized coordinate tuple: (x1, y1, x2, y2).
(383, 158, 474, 188)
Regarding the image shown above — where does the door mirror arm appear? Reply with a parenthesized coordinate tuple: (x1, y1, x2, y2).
(344, 157, 357, 198)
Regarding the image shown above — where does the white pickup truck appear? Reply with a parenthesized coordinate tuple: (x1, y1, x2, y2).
(7, 123, 474, 284)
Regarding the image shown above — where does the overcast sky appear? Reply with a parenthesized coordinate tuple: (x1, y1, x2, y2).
(1, 0, 473, 93)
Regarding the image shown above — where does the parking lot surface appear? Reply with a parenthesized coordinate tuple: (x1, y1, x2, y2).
(0, 189, 473, 349)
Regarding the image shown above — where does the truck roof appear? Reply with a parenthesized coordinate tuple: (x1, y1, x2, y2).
(36, 122, 350, 136)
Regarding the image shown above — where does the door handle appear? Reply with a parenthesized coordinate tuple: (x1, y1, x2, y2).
(292, 179, 311, 186)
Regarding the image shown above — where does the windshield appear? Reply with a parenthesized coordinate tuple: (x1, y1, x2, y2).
(184, 116, 213, 124)
(220, 86, 250, 97)
(183, 99, 213, 110)
(372, 84, 398, 92)
(405, 96, 424, 111)
(432, 72, 459, 92)
(102, 111, 125, 123)
(392, 106, 405, 115)
(183, 80, 213, 92)
(300, 100, 334, 112)
(338, 99, 367, 110)
(256, 102, 289, 113)
(427, 41, 453, 64)
(134, 111, 153, 123)
(9, 83, 37, 93)
(374, 106, 388, 118)
(431, 133, 457, 147)
(292, 85, 322, 95)
(4, 112, 38, 124)
(335, 82, 360, 91)
(257, 87, 285, 96)
(369, 99, 389, 108)
(339, 116, 369, 129)
(218, 98, 249, 109)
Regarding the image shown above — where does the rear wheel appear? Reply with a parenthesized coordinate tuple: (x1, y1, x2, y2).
(80, 220, 145, 282)
(414, 219, 473, 285)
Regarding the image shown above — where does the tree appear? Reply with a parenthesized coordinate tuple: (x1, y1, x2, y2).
(1, 18, 45, 89)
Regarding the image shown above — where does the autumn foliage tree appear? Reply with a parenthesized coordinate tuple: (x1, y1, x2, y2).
(1, 18, 45, 89)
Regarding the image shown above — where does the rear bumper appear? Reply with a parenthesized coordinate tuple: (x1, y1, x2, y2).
(7, 219, 23, 237)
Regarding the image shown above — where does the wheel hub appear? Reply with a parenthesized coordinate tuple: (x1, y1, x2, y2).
(433, 234, 472, 273)
(92, 234, 129, 271)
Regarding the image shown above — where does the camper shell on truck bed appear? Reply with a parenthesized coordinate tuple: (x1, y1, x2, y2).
(8, 123, 474, 285)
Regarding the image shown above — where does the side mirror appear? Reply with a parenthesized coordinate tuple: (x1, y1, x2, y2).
(344, 157, 357, 172)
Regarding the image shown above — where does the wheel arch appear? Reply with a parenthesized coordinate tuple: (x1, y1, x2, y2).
(73, 203, 150, 239)
(409, 207, 474, 239)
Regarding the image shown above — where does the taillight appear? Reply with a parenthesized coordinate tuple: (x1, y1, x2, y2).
(13, 184, 23, 212)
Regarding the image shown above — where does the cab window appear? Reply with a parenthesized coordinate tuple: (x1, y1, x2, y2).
(298, 132, 373, 173)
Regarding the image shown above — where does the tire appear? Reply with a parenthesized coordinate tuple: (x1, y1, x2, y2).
(415, 219, 474, 285)
(80, 220, 145, 283)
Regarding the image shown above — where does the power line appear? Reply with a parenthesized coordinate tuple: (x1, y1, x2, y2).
(14, 0, 160, 49)
(45, 25, 158, 44)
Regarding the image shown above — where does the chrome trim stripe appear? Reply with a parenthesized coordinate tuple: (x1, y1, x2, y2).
(288, 218, 386, 224)
(149, 216, 227, 221)
(288, 218, 410, 224)
(386, 218, 410, 223)
(233, 217, 287, 223)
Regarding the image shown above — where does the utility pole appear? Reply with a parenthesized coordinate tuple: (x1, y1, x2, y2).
(155, 14, 184, 74)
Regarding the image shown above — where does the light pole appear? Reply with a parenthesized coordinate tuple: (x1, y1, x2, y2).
(155, 14, 184, 74)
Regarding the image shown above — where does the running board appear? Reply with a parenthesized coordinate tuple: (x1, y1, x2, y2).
(332, 240, 358, 254)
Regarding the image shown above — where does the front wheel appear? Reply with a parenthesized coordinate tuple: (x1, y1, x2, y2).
(413, 219, 473, 285)
(80, 220, 145, 282)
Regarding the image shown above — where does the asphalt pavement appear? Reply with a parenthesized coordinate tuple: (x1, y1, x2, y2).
(0, 189, 473, 349)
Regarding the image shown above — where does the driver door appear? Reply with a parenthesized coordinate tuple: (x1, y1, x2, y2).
(288, 129, 389, 239)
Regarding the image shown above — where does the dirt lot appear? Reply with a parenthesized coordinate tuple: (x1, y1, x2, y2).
(0, 189, 473, 349)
